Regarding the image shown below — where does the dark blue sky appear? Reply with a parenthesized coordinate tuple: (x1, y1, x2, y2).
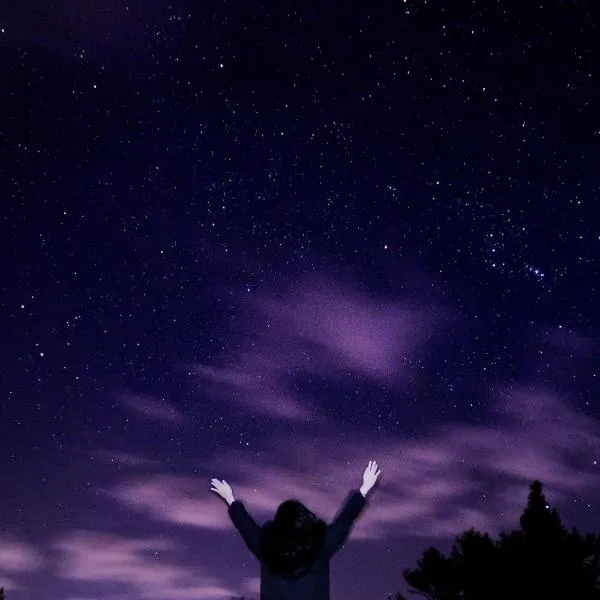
(1, 1, 599, 599)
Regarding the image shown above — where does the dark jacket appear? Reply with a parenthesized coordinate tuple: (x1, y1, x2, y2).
(228, 489, 367, 600)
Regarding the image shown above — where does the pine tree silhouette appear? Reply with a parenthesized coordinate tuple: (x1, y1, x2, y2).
(390, 480, 600, 600)
(520, 480, 566, 541)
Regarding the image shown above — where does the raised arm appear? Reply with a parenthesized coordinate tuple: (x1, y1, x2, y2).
(210, 478, 260, 558)
(322, 460, 381, 559)
(228, 500, 262, 559)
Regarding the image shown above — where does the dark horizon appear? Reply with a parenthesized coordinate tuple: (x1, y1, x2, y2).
(1, 1, 599, 599)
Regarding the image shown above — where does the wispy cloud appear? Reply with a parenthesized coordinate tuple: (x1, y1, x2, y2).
(60, 268, 600, 600)
(93, 448, 162, 467)
(103, 271, 600, 544)
(0, 537, 45, 591)
(101, 384, 600, 541)
(98, 476, 231, 530)
(53, 531, 236, 600)
(545, 326, 598, 355)
(118, 393, 185, 425)
(190, 273, 445, 421)
(0, 574, 20, 592)
(0, 537, 45, 573)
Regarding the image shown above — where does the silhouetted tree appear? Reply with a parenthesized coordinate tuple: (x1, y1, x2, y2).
(402, 546, 460, 600)
(391, 480, 600, 600)
(449, 528, 499, 599)
(0, 586, 4, 600)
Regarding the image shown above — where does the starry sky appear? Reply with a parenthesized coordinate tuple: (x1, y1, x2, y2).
(1, 1, 599, 599)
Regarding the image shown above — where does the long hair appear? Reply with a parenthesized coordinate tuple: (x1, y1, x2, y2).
(260, 499, 327, 578)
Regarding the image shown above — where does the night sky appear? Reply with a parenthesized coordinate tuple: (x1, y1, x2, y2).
(1, 1, 600, 599)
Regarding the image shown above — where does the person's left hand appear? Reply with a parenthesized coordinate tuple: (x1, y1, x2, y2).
(210, 478, 235, 504)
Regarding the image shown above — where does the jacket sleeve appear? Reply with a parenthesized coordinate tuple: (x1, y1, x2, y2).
(228, 500, 262, 560)
(322, 489, 367, 559)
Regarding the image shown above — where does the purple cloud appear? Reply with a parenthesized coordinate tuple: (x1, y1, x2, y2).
(98, 476, 232, 530)
(53, 531, 237, 600)
(0, 536, 45, 591)
(190, 274, 443, 421)
(101, 384, 600, 542)
(0, 537, 45, 573)
(0, 575, 19, 592)
(118, 393, 185, 425)
(255, 276, 435, 378)
(545, 327, 598, 355)
(52, 267, 599, 599)
(93, 448, 162, 468)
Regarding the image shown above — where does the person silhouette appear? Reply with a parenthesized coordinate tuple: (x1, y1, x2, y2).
(211, 461, 381, 600)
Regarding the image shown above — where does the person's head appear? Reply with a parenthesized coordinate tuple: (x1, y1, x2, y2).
(260, 499, 327, 577)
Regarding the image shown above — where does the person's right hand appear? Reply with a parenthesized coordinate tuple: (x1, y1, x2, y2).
(362, 460, 381, 492)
